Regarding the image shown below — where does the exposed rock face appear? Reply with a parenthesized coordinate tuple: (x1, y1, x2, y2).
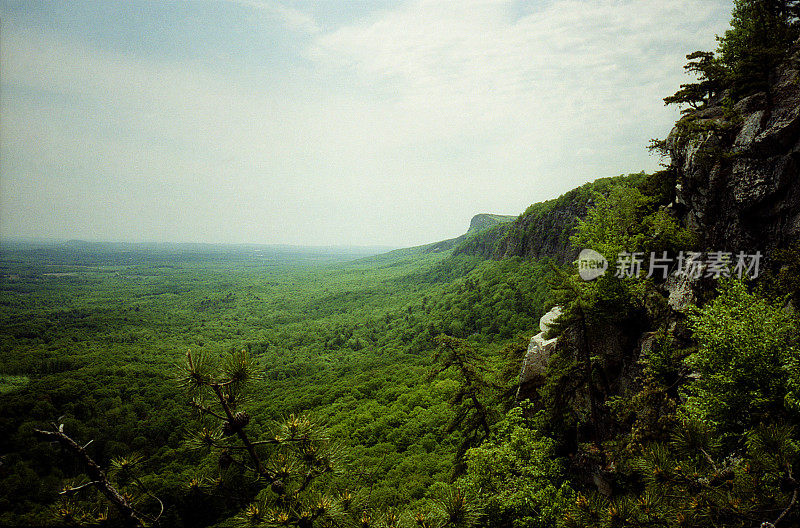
(518, 306, 562, 392)
(423, 214, 516, 253)
(668, 44, 800, 254)
(664, 264, 707, 313)
(467, 213, 516, 233)
(455, 179, 616, 264)
(493, 200, 588, 264)
(518, 303, 644, 406)
(508, 39, 800, 506)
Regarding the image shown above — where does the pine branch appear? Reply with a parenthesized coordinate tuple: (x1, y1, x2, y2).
(699, 448, 718, 472)
(189, 399, 227, 420)
(770, 489, 797, 527)
(33, 427, 156, 527)
(211, 383, 266, 478)
(767, 465, 799, 528)
(134, 477, 164, 524)
(216, 439, 281, 449)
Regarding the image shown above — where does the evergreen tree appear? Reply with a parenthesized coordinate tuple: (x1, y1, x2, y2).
(663, 51, 726, 111)
(33, 425, 162, 527)
(666, 0, 800, 109)
(178, 349, 352, 528)
(717, 0, 800, 97)
(430, 335, 497, 477)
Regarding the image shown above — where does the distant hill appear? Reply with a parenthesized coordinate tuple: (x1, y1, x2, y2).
(453, 173, 648, 264)
(467, 213, 516, 233)
(361, 213, 517, 262)
(0, 240, 393, 267)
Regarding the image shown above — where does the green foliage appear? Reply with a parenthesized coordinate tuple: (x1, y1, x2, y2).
(537, 175, 687, 447)
(452, 226, 510, 260)
(664, 51, 726, 111)
(562, 278, 800, 528)
(0, 240, 548, 526)
(717, 0, 800, 97)
(661, 1, 799, 153)
(428, 485, 481, 528)
(0, 374, 29, 394)
(571, 180, 694, 262)
(430, 336, 497, 476)
(2, 98, 799, 528)
(759, 242, 800, 307)
(561, 412, 800, 527)
(520, 174, 647, 220)
(453, 173, 650, 262)
(178, 353, 345, 528)
(540, 267, 649, 450)
(642, 331, 683, 388)
(568, 278, 800, 525)
(665, 1, 799, 112)
(459, 406, 573, 528)
(686, 280, 800, 438)
(572, 184, 652, 260)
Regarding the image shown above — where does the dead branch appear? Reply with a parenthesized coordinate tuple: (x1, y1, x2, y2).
(34, 427, 157, 527)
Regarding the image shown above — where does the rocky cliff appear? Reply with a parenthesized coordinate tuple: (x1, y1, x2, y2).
(668, 42, 800, 253)
(491, 197, 588, 264)
(512, 42, 800, 498)
(455, 174, 643, 264)
(467, 213, 516, 233)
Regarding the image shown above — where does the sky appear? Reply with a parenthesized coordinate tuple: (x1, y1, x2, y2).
(0, 0, 734, 248)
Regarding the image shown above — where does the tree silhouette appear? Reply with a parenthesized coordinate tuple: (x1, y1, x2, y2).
(429, 335, 496, 477)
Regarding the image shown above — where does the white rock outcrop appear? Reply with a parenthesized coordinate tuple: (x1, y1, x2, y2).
(518, 306, 562, 388)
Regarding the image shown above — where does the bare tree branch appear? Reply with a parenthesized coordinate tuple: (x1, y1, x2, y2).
(60, 480, 101, 495)
(33, 427, 156, 527)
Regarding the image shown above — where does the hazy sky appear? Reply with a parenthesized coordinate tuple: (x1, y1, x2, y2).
(1, 0, 733, 247)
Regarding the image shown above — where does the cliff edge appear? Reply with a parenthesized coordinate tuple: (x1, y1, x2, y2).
(668, 42, 800, 253)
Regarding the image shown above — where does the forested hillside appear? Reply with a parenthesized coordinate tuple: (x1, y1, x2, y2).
(0, 233, 557, 526)
(2, 1, 800, 527)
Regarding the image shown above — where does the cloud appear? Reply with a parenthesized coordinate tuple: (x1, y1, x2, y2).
(222, 0, 320, 33)
(309, 0, 731, 138)
(318, 5, 721, 129)
(1, 22, 308, 242)
(296, 0, 733, 227)
(0, 1, 734, 246)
